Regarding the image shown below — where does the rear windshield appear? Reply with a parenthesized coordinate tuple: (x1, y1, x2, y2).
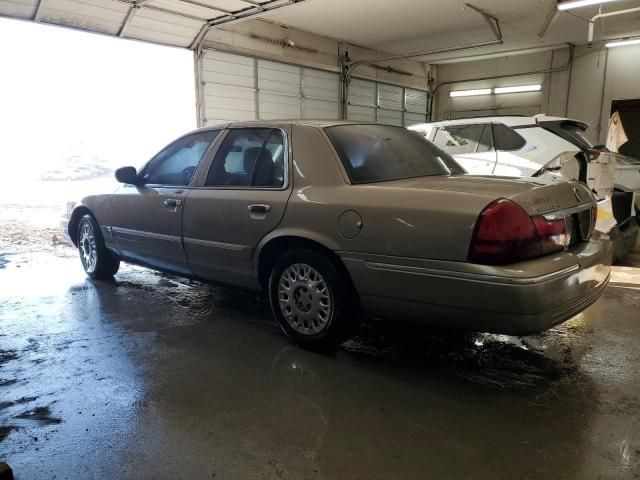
(325, 124, 465, 184)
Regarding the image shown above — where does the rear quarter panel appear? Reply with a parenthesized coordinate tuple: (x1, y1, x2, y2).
(283, 125, 490, 262)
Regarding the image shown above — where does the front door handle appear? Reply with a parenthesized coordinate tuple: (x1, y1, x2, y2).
(163, 198, 182, 208)
(248, 204, 271, 213)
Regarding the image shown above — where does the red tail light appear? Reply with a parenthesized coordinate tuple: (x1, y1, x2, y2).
(532, 215, 567, 255)
(469, 199, 570, 265)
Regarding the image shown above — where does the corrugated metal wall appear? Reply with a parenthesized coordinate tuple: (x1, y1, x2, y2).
(201, 49, 341, 125)
(347, 78, 428, 126)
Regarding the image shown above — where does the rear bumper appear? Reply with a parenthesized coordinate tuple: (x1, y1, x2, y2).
(339, 234, 612, 335)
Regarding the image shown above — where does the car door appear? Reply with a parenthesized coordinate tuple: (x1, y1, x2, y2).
(182, 126, 292, 287)
(432, 123, 496, 174)
(105, 129, 221, 274)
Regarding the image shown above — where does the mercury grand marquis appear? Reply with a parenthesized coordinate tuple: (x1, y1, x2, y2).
(63, 121, 612, 349)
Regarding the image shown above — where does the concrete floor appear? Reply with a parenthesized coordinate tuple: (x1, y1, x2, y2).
(1, 245, 640, 480)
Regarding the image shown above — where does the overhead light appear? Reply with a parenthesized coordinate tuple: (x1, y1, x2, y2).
(494, 84, 542, 94)
(449, 88, 492, 98)
(558, 0, 623, 11)
(606, 38, 640, 48)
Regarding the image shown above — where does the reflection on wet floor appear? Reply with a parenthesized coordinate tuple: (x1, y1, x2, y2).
(1, 249, 640, 479)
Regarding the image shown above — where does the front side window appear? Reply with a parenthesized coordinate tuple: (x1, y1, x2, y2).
(141, 130, 220, 186)
(325, 124, 464, 184)
(433, 124, 491, 155)
(205, 128, 286, 187)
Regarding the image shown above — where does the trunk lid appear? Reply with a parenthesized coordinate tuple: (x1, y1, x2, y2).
(379, 174, 595, 216)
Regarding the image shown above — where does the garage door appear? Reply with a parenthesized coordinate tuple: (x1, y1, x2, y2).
(347, 79, 428, 126)
(200, 50, 340, 126)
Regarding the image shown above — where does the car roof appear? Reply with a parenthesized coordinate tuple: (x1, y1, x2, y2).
(195, 119, 366, 131)
(410, 114, 589, 130)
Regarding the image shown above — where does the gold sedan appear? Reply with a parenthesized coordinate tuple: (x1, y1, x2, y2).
(63, 121, 612, 349)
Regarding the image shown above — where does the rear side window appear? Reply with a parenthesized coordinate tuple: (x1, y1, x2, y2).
(325, 124, 464, 184)
(205, 128, 285, 187)
(492, 124, 526, 151)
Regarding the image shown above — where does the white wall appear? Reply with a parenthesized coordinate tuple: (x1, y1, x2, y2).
(433, 44, 640, 144)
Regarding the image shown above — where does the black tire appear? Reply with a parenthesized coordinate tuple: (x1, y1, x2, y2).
(268, 248, 359, 350)
(77, 214, 120, 279)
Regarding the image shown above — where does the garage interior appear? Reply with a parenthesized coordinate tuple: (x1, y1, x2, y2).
(1, 0, 640, 478)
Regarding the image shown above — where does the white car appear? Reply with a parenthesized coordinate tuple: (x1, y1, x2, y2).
(410, 115, 639, 260)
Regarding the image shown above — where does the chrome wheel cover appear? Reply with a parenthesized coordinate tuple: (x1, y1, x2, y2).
(277, 263, 332, 335)
(79, 222, 97, 273)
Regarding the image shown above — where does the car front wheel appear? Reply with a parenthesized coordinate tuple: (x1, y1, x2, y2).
(268, 248, 359, 350)
(77, 214, 120, 279)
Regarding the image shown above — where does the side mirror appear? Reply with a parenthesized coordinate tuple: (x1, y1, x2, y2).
(115, 166, 144, 185)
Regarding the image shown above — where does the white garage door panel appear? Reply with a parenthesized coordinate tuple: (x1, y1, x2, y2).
(303, 69, 340, 101)
(303, 99, 340, 119)
(258, 60, 300, 95)
(348, 79, 376, 107)
(378, 84, 403, 111)
(202, 51, 254, 88)
(200, 50, 340, 124)
(377, 109, 403, 126)
(126, 8, 202, 47)
(36, 0, 128, 34)
(348, 79, 427, 125)
(259, 92, 301, 120)
(151, 0, 212, 20)
(347, 104, 376, 122)
(204, 85, 255, 111)
(0, 0, 39, 19)
(405, 89, 428, 114)
(404, 112, 427, 126)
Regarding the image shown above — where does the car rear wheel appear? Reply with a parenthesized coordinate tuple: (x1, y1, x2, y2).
(77, 214, 120, 279)
(268, 249, 359, 350)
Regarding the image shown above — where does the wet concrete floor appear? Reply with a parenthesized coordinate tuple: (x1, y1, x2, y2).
(1, 245, 639, 479)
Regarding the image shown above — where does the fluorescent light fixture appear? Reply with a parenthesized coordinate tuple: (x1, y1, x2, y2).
(494, 84, 542, 94)
(606, 38, 640, 48)
(449, 88, 492, 98)
(558, 0, 623, 11)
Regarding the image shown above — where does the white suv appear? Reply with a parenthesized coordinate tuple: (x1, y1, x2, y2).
(410, 115, 639, 260)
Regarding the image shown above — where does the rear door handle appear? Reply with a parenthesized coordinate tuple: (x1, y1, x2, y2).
(163, 198, 182, 208)
(248, 204, 271, 213)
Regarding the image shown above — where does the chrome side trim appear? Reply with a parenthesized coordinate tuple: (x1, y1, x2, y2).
(111, 226, 181, 243)
(365, 261, 580, 285)
(542, 202, 594, 221)
(183, 237, 247, 251)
